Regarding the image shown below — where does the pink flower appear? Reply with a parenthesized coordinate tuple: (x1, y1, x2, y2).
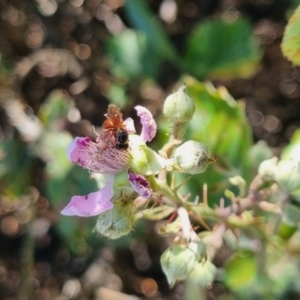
(61, 105, 157, 217)
(66, 136, 131, 174)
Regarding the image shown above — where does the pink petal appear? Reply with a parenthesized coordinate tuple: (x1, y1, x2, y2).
(128, 171, 151, 198)
(124, 118, 136, 133)
(67, 137, 91, 168)
(61, 175, 115, 217)
(67, 135, 131, 174)
(134, 106, 157, 142)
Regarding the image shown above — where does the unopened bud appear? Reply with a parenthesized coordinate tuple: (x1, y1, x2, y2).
(188, 260, 217, 287)
(160, 240, 206, 286)
(258, 157, 278, 181)
(163, 85, 195, 123)
(174, 141, 216, 174)
(94, 198, 134, 239)
(275, 159, 300, 193)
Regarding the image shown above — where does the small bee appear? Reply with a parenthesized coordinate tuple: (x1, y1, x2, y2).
(102, 104, 129, 150)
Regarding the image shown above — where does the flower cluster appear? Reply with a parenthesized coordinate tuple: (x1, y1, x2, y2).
(62, 86, 217, 229)
(62, 85, 217, 285)
(61, 105, 161, 217)
(60, 80, 300, 292)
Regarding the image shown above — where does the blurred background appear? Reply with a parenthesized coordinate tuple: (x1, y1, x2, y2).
(0, 0, 300, 299)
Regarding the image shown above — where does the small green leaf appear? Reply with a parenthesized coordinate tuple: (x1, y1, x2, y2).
(106, 29, 161, 79)
(38, 90, 72, 127)
(228, 211, 261, 228)
(94, 199, 134, 239)
(249, 140, 273, 175)
(142, 206, 175, 221)
(123, 0, 178, 62)
(278, 222, 297, 240)
(224, 252, 257, 290)
(157, 217, 181, 235)
(224, 189, 236, 200)
(281, 128, 300, 162)
(282, 203, 300, 226)
(184, 18, 261, 80)
(223, 229, 238, 251)
(107, 84, 127, 109)
(0, 138, 33, 196)
(282, 5, 300, 65)
(288, 230, 300, 252)
(38, 131, 73, 178)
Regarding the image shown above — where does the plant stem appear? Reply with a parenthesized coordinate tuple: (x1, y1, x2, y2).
(19, 189, 38, 300)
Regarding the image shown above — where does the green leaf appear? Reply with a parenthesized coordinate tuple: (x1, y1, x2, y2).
(282, 203, 300, 226)
(280, 129, 300, 202)
(223, 229, 238, 251)
(249, 140, 273, 176)
(224, 252, 257, 290)
(184, 18, 261, 80)
(106, 29, 161, 79)
(0, 138, 33, 196)
(107, 84, 127, 109)
(228, 211, 261, 228)
(38, 90, 72, 128)
(288, 230, 300, 252)
(172, 80, 252, 205)
(123, 0, 178, 62)
(278, 203, 300, 239)
(38, 131, 73, 178)
(157, 217, 181, 235)
(282, 5, 300, 66)
(281, 128, 300, 162)
(142, 205, 175, 221)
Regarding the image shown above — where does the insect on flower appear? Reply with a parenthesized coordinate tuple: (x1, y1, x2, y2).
(102, 104, 129, 150)
(62, 103, 163, 218)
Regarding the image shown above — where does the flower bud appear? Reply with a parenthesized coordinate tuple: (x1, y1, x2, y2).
(188, 260, 217, 287)
(174, 141, 215, 174)
(258, 157, 278, 181)
(94, 198, 134, 239)
(275, 159, 300, 193)
(160, 240, 206, 286)
(163, 85, 195, 123)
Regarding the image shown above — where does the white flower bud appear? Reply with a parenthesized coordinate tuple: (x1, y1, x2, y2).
(258, 157, 278, 181)
(275, 159, 300, 193)
(160, 240, 206, 286)
(163, 85, 195, 123)
(188, 260, 217, 287)
(94, 198, 134, 239)
(174, 141, 215, 174)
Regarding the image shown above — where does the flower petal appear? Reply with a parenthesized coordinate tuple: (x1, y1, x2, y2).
(61, 175, 114, 217)
(67, 137, 92, 168)
(135, 106, 157, 142)
(67, 136, 131, 174)
(128, 171, 151, 198)
(124, 118, 136, 133)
